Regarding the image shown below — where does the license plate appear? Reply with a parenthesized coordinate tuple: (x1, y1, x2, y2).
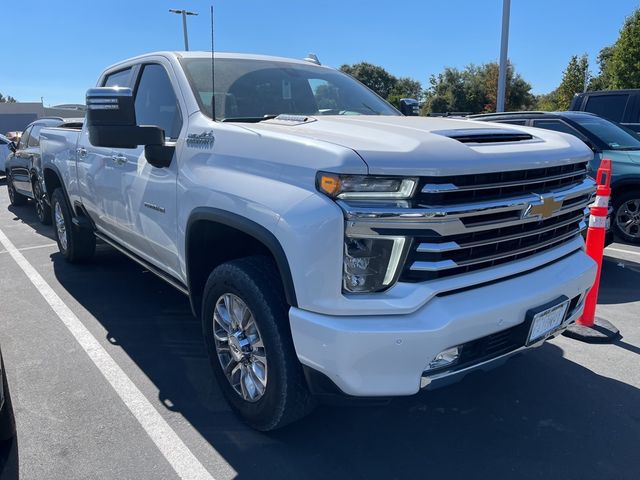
(527, 300, 570, 343)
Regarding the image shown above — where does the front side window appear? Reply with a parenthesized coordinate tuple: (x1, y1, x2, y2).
(573, 115, 640, 151)
(180, 57, 400, 121)
(103, 68, 133, 88)
(134, 64, 182, 140)
(584, 94, 629, 123)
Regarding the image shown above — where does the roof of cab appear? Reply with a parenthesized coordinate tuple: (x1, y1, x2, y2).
(103, 51, 332, 73)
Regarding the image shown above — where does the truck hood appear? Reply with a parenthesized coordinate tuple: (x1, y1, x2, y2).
(246, 116, 593, 176)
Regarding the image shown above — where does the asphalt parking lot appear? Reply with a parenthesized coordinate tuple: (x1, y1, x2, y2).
(0, 179, 638, 480)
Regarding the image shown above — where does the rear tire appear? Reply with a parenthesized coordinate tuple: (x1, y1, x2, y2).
(612, 190, 640, 244)
(32, 177, 52, 225)
(51, 188, 95, 263)
(6, 173, 27, 206)
(202, 256, 314, 431)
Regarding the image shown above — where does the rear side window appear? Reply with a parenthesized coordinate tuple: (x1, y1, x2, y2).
(497, 119, 527, 125)
(27, 125, 42, 148)
(18, 127, 32, 150)
(532, 119, 581, 137)
(584, 94, 629, 123)
(134, 64, 182, 140)
(103, 68, 133, 88)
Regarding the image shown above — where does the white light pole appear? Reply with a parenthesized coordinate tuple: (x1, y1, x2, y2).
(169, 9, 199, 51)
(496, 0, 511, 112)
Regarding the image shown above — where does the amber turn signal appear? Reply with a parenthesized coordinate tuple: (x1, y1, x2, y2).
(318, 173, 341, 197)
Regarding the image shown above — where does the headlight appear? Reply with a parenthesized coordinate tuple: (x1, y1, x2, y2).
(343, 236, 406, 292)
(317, 172, 417, 199)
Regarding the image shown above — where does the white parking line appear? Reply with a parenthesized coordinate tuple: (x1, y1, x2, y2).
(0, 243, 56, 255)
(0, 228, 215, 480)
(606, 246, 640, 258)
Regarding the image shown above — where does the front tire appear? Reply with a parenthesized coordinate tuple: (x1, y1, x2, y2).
(6, 173, 27, 206)
(202, 256, 314, 431)
(51, 188, 96, 263)
(613, 190, 640, 244)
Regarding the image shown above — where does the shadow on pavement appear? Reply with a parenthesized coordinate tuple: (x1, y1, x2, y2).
(0, 437, 18, 480)
(613, 339, 640, 356)
(599, 255, 640, 304)
(48, 246, 640, 480)
(5, 204, 55, 241)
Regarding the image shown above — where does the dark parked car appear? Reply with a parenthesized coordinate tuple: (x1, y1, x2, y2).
(6, 117, 83, 224)
(570, 89, 640, 133)
(470, 111, 640, 244)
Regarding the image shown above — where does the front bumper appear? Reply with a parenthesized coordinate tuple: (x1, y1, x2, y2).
(289, 250, 596, 397)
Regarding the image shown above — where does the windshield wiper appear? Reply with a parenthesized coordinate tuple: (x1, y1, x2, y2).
(221, 115, 278, 123)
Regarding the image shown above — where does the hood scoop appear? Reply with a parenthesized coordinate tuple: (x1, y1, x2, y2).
(263, 114, 317, 126)
(437, 128, 534, 144)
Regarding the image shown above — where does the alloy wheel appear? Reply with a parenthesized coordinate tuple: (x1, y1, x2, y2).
(54, 201, 68, 251)
(213, 293, 268, 402)
(34, 181, 45, 221)
(7, 176, 14, 203)
(615, 198, 640, 240)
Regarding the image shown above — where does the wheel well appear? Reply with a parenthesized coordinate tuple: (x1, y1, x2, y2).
(611, 179, 640, 205)
(43, 168, 62, 197)
(187, 219, 296, 317)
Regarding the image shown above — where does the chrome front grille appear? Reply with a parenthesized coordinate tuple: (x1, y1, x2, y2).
(404, 210, 586, 280)
(417, 162, 588, 206)
(341, 161, 595, 285)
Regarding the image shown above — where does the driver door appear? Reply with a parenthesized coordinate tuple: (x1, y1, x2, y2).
(112, 62, 183, 278)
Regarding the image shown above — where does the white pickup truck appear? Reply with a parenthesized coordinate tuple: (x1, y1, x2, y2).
(39, 51, 597, 430)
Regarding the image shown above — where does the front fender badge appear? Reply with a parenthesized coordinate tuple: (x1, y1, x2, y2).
(186, 131, 215, 149)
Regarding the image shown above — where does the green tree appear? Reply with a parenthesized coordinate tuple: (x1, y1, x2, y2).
(0, 93, 17, 103)
(588, 46, 614, 90)
(340, 62, 398, 99)
(607, 9, 640, 88)
(555, 54, 589, 110)
(387, 77, 423, 108)
(535, 90, 559, 111)
(422, 62, 534, 114)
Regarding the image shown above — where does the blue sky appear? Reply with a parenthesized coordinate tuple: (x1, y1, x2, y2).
(2, 0, 639, 106)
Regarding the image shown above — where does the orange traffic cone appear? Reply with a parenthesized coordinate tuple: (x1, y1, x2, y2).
(563, 159, 620, 343)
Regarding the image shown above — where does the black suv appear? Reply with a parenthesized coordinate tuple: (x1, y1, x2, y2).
(570, 89, 640, 133)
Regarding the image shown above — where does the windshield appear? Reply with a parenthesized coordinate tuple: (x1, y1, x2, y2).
(572, 115, 640, 151)
(180, 57, 399, 121)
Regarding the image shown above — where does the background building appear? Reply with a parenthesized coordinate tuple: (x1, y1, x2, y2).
(0, 102, 85, 134)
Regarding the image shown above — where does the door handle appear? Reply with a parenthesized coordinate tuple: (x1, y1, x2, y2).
(77, 147, 87, 158)
(111, 153, 127, 166)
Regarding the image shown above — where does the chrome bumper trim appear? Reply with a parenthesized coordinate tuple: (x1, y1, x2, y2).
(341, 178, 595, 238)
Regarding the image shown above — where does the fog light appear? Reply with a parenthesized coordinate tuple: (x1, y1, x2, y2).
(427, 346, 461, 370)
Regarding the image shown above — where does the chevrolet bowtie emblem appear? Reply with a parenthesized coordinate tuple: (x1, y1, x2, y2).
(524, 195, 563, 220)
